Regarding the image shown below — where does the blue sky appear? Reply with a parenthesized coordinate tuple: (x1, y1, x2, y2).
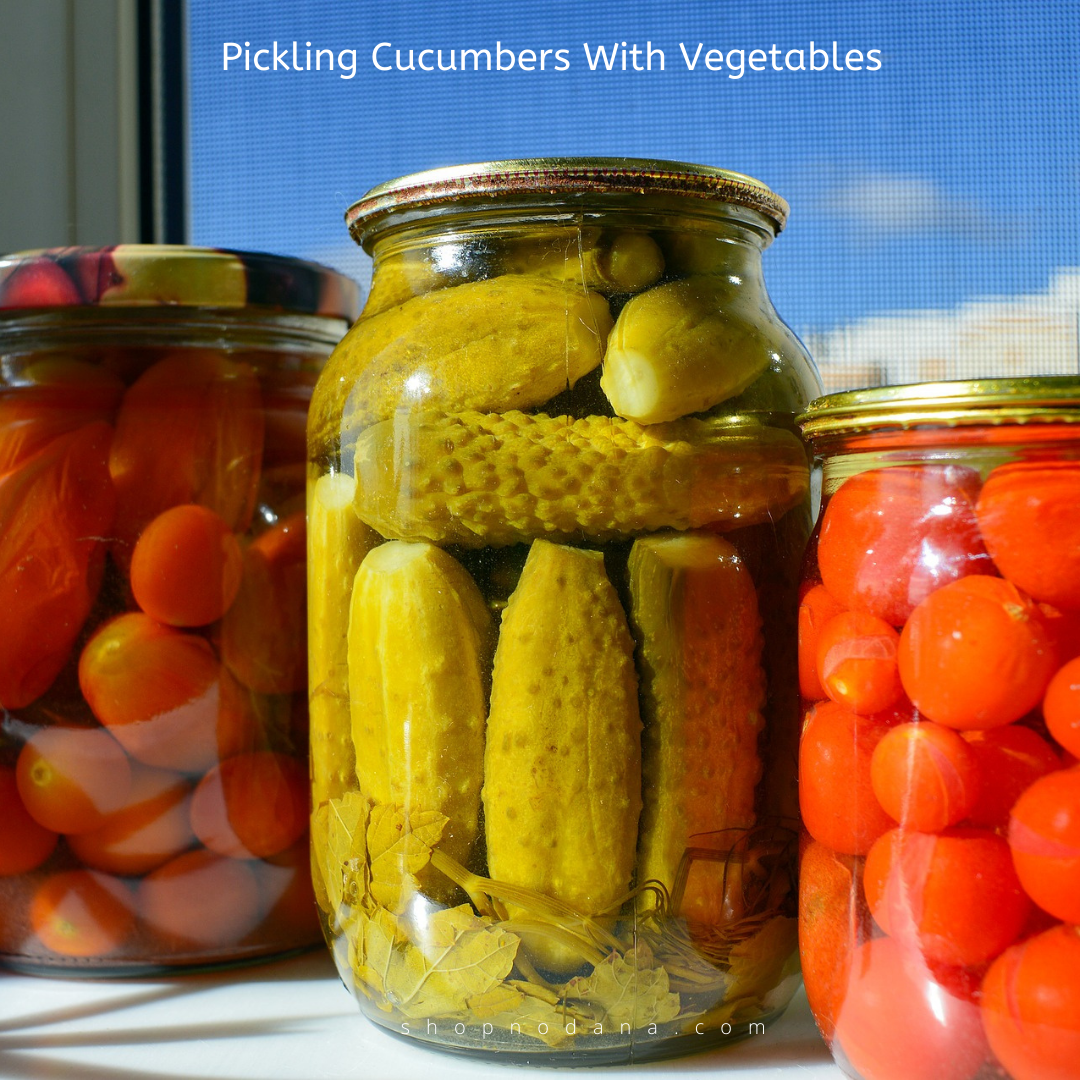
(188, 1, 1079, 335)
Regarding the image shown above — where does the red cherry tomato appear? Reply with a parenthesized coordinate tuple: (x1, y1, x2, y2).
(981, 923, 1080, 1080)
(67, 764, 193, 877)
(130, 504, 243, 627)
(0, 259, 82, 308)
(0, 422, 116, 709)
(815, 610, 902, 715)
(16, 726, 132, 835)
(0, 359, 123, 473)
(79, 612, 256, 774)
(0, 764, 58, 874)
(834, 937, 988, 1080)
(798, 840, 872, 1042)
(221, 512, 307, 694)
(798, 584, 846, 701)
(818, 464, 992, 627)
(138, 848, 262, 948)
(30, 869, 135, 958)
(1043, 656, 1080, 759)
(864, 827, 1031, 968)
(1038, 602, 1080, 664)
(108, 351, 264, 565)
(253, 839, 321, 942)
(977, 460, 1080, 610)
(898, 576, 1057, 730)
(870, 720, 980, 832)
(189, 751, 308, 859)
(799, 701, 898, 855)
(962, 725, 1061, 830)
(1008, 766, 1080, 922)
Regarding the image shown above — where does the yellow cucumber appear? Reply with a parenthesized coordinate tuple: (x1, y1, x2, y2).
(347, 541, 492, 883)
(484, 539, 642, 974)
(309, 275, 612, 450)
(629, 532, 766, 925)
(307, 470, 380, 806)
(600, 277, 773, 424)
(353, 410, 809, 547)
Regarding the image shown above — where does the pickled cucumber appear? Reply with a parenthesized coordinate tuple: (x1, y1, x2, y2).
(309, 275, 613, 450)
(347, 541, 492, 882)
(308, 471, 380, 806)
(503, 229, 665, 294)
(484, 540, 642, 974)
(600, 277, 773, 424)
(629, 533, 766, 924)
(353, 410, 809, 548)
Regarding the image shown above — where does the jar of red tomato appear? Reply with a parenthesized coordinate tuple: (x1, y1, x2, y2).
(797, 378, 1080, 1080)
(0, 246, 358, 972)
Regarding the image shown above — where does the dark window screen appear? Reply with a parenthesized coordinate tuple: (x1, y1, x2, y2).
(188, 1, 1079, 390)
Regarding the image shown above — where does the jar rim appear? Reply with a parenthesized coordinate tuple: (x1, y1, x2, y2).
(799, 376, 1080, 441)
(345, 157, 788, 245)
(0, 245, 361, 322)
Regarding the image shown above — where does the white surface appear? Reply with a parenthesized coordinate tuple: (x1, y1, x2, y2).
(0, 950, 844, 1079)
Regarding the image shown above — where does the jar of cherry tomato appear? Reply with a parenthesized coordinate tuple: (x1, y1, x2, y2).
(797, 378, 1080, 1080)
(0, 246, 358, 972)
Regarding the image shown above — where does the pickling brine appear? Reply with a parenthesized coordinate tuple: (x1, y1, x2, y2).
(307, 160, 821, 1064)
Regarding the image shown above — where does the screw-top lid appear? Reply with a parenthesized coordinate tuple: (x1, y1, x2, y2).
(0, 245, 360, 322)
(799, 377, 1080, 447)
(346, 157, 788, 250)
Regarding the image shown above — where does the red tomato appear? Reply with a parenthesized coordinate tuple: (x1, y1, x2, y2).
(864, 827, 1031, 968)
(815, 610, 902, 715)
(870, 720, 980, 832)
(977, 460, 1080, 611)
(834, 937, 988, 1080)
(962, 725, 1061, 830)
(67, 764, 193, 876)
(130, 504, 243, 627)
(981, 923, 1080, 1080)
(817, 465, 992, 627)
(259, 373, 314, 467)
(1043, 656, 1080, 759)
(189, 752, 308, 860)
(799, 701, 898, 855)
(221, 512, 307, 694)
(798, 584, 846, 701)
(1008, 766, 1080, 922)
(1038, 602, 1080, 664)
(0, 764, 58, 874)
(0, 359, 123, 473)
(138, 848, 262, 948)
(108, 351, 264, 565)
(798, 840, 872, 1042)
(898, 576, 1057, 730)
(252, 839, 321, 943)
(0, 422, 116, 709)
(30, 869, 135, 958)
(79, 612, 256, 774)
(0, 259, 82, 308)
(16, 726, 132, 835)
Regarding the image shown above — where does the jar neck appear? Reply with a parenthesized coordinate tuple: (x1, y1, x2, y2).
(365, 195, 775, 267)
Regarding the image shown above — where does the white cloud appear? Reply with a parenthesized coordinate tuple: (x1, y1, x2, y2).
(819, 171, 1016, 241)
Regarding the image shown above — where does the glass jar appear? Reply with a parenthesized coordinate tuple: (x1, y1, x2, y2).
(0, 245, 358, 973)
(307, 158, 821, 1063)
(797, 379, 1080, 1080)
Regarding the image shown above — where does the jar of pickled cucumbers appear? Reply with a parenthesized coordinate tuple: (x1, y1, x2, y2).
(797, 379, 1080, 1080)
(0, 245, 358, 972)
(307, 158, 821, 1063)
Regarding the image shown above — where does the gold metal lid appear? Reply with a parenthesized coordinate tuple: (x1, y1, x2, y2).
(346, 158, 788, 248)
(799, 376, 1080, 442)
(0, 245, 360, 321)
